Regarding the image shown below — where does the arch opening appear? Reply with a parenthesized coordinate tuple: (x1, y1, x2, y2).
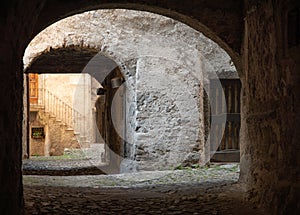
(23, 9, 241, 176)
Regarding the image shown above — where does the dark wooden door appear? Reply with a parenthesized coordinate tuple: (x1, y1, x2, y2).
(210, 79, 241, 162)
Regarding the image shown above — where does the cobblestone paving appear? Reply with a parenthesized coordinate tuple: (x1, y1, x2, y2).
(23, 163, 268, 214)
(23, 144, 106, 169)
(23, 164, 239, 187)
(23, 144, 108, 175)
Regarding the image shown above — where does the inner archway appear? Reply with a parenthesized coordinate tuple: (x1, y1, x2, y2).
(24, 46, 127, 174)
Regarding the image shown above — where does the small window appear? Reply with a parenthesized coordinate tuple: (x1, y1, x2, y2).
(31, 127, 45, 138)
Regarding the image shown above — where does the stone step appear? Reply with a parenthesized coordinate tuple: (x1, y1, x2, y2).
(210, 150, 240, 162)
(30, 105, 45, 111)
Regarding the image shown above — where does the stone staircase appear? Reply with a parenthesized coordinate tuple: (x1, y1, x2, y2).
(30, 88, 88, 155)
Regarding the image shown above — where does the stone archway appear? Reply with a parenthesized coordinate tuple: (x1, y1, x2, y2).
(24, 48, 126, 173)
(1, 1, 299, 214)
(24, 9, 238, 172)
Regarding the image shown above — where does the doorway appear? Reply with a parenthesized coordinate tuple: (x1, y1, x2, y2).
(210, 78, 241, 162)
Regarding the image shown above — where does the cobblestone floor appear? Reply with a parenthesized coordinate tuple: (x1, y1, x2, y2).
(23, 144, 109, 175)
(23, 164, 240, 187)
(23, 162, 268, 214)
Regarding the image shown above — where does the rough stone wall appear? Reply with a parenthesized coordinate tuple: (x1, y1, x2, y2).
(33, 0, 243, 63)
(30, 138, 45, 156)
(24, 10, 234, 75)
(0, 1, 46, 214)
(24, 9, 236, 171)
(241, 0, 300, 214)
(29, 112, 45, 156)
(30, 110, 80, 156)
(132, 58, 203, 170)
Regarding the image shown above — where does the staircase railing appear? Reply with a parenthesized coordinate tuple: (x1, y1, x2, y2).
(30, 88, 84, 133)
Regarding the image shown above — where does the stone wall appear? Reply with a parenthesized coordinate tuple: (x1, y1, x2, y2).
(24, 10, 235, 75)
(29, 112, 46, 156)
(131, 57, 203, 170)
(29, 109, 80, 156)
(31, 0, 243, 63)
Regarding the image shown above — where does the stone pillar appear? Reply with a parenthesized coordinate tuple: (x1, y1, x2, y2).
(241, 0, 300, 213)
(0, 41, 24, 215)
(0, 19, 24, 215)
(133, 57, 204, 170)
(0, 1, 45, 214)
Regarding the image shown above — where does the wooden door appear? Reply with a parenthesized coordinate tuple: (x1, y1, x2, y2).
(210, 79, 241, 162)
(29, 73, 38, 104)
(219, 79, 241, 151)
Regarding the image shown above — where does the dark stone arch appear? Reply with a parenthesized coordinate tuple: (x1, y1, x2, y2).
(25, 46, 119, 76)
(25, 46, 99, 74)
